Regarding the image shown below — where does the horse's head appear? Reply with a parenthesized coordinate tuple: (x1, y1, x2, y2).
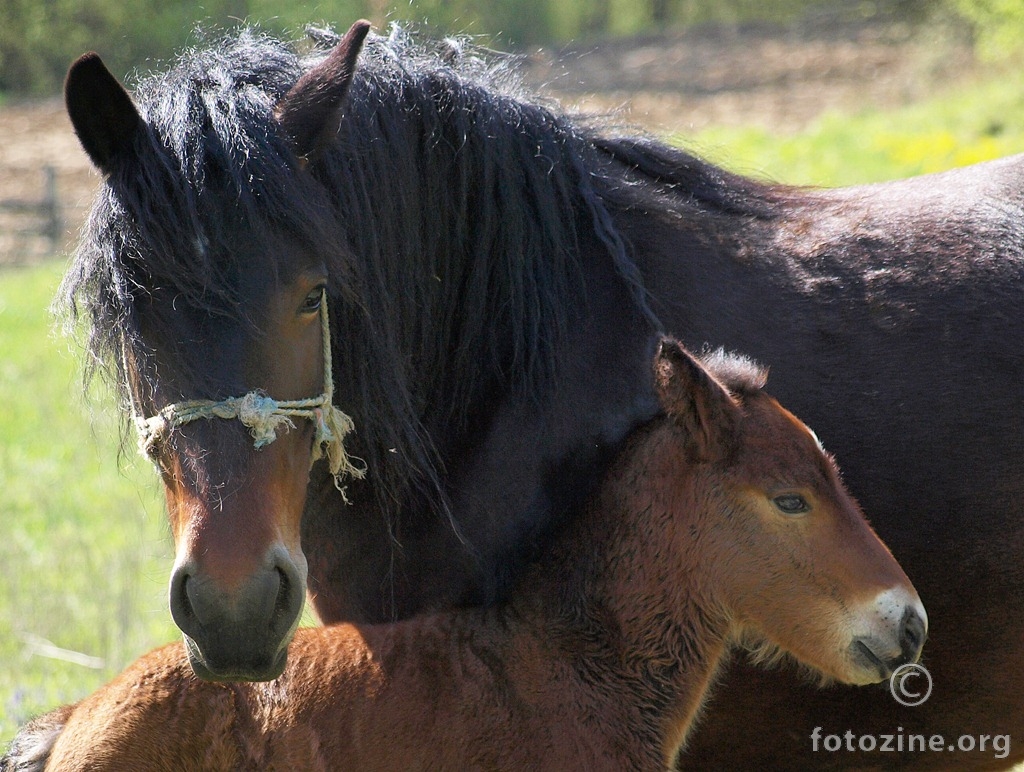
(62, 23, 371, 681)
(654, 340, 926, 685)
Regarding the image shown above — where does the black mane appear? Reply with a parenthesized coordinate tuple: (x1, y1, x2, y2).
(59, 24, 785, 540)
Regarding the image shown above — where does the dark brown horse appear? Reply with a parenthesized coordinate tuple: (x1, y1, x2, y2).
(5, 342, 926, 771)
(40, 19, 1024, 769)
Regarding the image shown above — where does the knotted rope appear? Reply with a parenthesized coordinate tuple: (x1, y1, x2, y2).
(131, 291, 364, 488)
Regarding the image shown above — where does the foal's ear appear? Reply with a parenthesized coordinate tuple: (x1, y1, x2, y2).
(65, 53, 144, 173)
(655, 338, 739, 463)
(275, 20, 371, 165)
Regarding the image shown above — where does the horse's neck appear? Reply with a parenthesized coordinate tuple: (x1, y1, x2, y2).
(514, 426, 734, 763)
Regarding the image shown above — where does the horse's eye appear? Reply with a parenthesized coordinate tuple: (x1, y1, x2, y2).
(301, 287, 325, 314)
(772, 494, 810, 515)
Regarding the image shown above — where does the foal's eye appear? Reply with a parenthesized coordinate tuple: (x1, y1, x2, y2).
(772, 494, 811, 515)
(300, 287, 325, 314)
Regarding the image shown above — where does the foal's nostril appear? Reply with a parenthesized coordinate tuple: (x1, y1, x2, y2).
(899, 607, 927, 661)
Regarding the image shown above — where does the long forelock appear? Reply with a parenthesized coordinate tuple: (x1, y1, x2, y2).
(59, 30, 346, 405)
(129, 28, 340, 291)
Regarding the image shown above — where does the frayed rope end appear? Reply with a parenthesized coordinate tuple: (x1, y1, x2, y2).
(312, 404, 366, 492)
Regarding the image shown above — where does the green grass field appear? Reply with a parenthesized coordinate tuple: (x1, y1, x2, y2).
(684, 64, 1024, 186)
(0, 262, 175, 744)
(2, 63, 1024, 751)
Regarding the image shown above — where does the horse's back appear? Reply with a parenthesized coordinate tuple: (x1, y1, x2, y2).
(812, 153, 1024, 265)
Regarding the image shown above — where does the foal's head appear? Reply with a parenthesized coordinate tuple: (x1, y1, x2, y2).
(654, 340, 926, 684)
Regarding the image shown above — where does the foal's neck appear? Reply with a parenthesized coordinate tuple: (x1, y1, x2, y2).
(513, 422, 732, 765)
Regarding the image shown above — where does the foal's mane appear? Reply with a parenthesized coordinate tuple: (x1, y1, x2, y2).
(58, 24, 788, 538)
(700, 347, 768, 397)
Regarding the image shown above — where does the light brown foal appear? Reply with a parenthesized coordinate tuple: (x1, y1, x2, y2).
(5, 339, 926, 771)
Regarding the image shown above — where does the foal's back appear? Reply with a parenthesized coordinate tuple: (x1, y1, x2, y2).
(42, 622, 608, 771)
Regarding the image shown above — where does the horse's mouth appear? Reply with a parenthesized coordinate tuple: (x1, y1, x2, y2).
(182, 633, 289, 683)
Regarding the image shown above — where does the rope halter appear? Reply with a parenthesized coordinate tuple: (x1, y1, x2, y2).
(131, 291, 364, 487)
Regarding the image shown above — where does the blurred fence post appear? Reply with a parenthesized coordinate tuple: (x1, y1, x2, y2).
(41, 166, 62, 249)
(0, 165, 63, 260)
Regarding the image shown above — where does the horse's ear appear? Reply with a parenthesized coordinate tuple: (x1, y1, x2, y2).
(65, 53, 144, 173)
(275, 20, 371, 165)
(654, 338, 739, 463)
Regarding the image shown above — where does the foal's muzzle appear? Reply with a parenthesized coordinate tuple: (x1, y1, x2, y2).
(850, 602, 928, 681)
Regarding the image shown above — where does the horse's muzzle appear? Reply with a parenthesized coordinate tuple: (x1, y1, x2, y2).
(169, 545, 306, 682)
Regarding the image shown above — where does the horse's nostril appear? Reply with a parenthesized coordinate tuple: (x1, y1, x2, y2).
(178, 576, 194, 621)
(267, 558, 305, 639)
(273, 567, 290, 622)
(167, 550, 304, 678)
(169, 566, 199, 637)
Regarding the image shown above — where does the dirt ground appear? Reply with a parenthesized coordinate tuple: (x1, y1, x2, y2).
(527, 20, 971, 132)
(0, 19, 974, 265)
(0, 98, 98, 265)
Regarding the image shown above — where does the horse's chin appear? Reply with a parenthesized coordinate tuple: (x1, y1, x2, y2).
(182, 634, 289, 683)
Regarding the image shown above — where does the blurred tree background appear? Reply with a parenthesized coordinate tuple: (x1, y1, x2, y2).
(0, 0, 1020, 97)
